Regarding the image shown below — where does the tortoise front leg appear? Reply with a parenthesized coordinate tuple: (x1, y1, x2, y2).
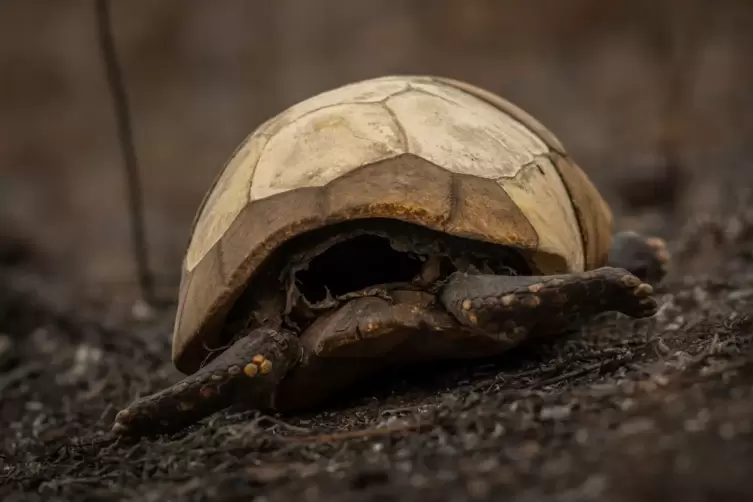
(440, 267, 657, 337)
(111, 327, 301, 437)
(607, 231, 670, 285)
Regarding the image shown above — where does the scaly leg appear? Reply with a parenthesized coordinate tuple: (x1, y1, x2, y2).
(111, 327, 301, 436)
(440, 267, 657, 337)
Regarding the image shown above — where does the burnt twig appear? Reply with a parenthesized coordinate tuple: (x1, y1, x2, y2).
(94, 0, 156, 305)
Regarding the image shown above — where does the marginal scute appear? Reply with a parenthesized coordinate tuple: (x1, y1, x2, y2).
(324, 155, 452, 225)
(172, 244, 227, 367)
(444, 173, 539, 253)
(552, 154, 613, 269)
(186, 130, 270, 272)
(218, 187, 326, 294)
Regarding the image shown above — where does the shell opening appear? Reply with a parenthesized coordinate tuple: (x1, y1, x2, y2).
(295, 234, 432, 304)
(222, 218, 532, 339)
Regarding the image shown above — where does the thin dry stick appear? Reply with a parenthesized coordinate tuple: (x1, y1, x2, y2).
(94, 0, 156, 305)
(531, 362, 603, 389)
(652, 0, 710, 181)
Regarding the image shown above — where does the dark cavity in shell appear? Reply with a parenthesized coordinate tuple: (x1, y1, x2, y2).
(222, 218, 532, 342)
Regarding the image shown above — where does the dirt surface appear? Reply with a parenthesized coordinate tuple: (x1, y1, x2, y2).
(3, 2, 753, 501)
(2, 187, 753, 502)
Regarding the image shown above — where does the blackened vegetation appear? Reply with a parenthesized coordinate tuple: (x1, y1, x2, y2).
(2, 207, 753, 502)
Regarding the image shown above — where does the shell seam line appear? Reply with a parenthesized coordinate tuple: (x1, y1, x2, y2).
(491, 152, 554, 181)
(544, 151, 590, 268)
(269, 96, 408, 139)
(215, 239, 228, 284)
(381, 101, 409, 151)
(245, 135, 270, 203)
(443, 174, 461, 230)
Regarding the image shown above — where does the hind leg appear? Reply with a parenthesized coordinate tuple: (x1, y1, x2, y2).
(608, 231, 670, 285)
(440, 267, 657, 338)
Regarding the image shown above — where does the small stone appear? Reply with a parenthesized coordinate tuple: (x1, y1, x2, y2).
(665, 322, 682, 332)
(637, 380, 658, 393)
(25, 401, 43, 411)
(727, 289, 753, 301)
(719, 422, 736, 439)
(409, 474, 428, 487)
(539, 405, 571, 421)
(131, 299, 155, 321)
(575, 428, 589, 444)
(651, 374, 670, 386)
(580, 474, 607, 498)
(467, 478, 489, 499)
(246, 464, 290, 484)
(684, 418, 706, 432)
(619, 398, 636, 411)
(618, 418, 655, 436)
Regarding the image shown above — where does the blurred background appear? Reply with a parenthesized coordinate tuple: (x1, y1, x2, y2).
(1, 0, 751, 302)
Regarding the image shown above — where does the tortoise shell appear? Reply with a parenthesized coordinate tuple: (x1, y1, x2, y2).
(173, 75, 613, 374)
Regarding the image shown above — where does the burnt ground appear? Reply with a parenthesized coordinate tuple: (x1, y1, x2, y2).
(4, 1, 753, 500)
(1, 181, 753, 502)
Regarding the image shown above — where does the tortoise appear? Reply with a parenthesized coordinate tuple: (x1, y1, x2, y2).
(112, 75, 670, 436)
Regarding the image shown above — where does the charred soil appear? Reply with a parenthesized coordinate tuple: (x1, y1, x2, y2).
(2, 187, 753, 502)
